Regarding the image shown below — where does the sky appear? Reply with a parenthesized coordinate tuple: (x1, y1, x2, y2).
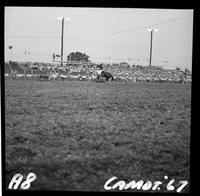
(5, 7, 193, 70)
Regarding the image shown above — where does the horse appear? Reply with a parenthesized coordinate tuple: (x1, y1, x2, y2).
(100, 71, 114, 81)
(39, 74, 49, 81)
(96, 71, 114, 82)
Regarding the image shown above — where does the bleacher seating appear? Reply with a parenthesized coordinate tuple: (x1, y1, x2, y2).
(4, 61, 191, 83)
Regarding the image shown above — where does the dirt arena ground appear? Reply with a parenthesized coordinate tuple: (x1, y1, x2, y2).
(5, 80, 191, 192)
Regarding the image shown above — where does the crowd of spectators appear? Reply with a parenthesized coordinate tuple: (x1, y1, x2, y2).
(5, 61, 192, 83)
(102, 63, 192, 83)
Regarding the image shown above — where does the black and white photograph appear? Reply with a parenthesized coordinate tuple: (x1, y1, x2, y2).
(4, 6, 192, 192)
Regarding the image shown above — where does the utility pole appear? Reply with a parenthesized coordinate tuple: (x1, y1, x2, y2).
(8, 45, 13, 61)
(57, 17, 70, 66)
(147, 28, 158, 66)
(8, 45, 13, 79)
(25, 50, 30, 64)
(149, 30, 153, 67)
(61, 17, 64, 66)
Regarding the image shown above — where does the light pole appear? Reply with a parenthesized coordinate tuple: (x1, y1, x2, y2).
(57, 17, 70, 66)
(25, 50, 30, 64)
(147, 28, 158, 66)
(8, 45, 13, 78)
(8, 45, 13, 61)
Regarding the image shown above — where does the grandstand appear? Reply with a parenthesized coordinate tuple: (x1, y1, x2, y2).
(4, 62, 12, 73)
(4, 61, 191, 83)
(4, 61, 31, 74)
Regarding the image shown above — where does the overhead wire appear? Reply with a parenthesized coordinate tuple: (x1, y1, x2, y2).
(5, 13, 193, 40)
(5, 13, 193, 65)
(87, 14, 193, 37)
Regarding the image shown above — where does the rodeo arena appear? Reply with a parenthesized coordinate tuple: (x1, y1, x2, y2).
(5, 7, 192, 193)
(4, 59, 192, 83)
